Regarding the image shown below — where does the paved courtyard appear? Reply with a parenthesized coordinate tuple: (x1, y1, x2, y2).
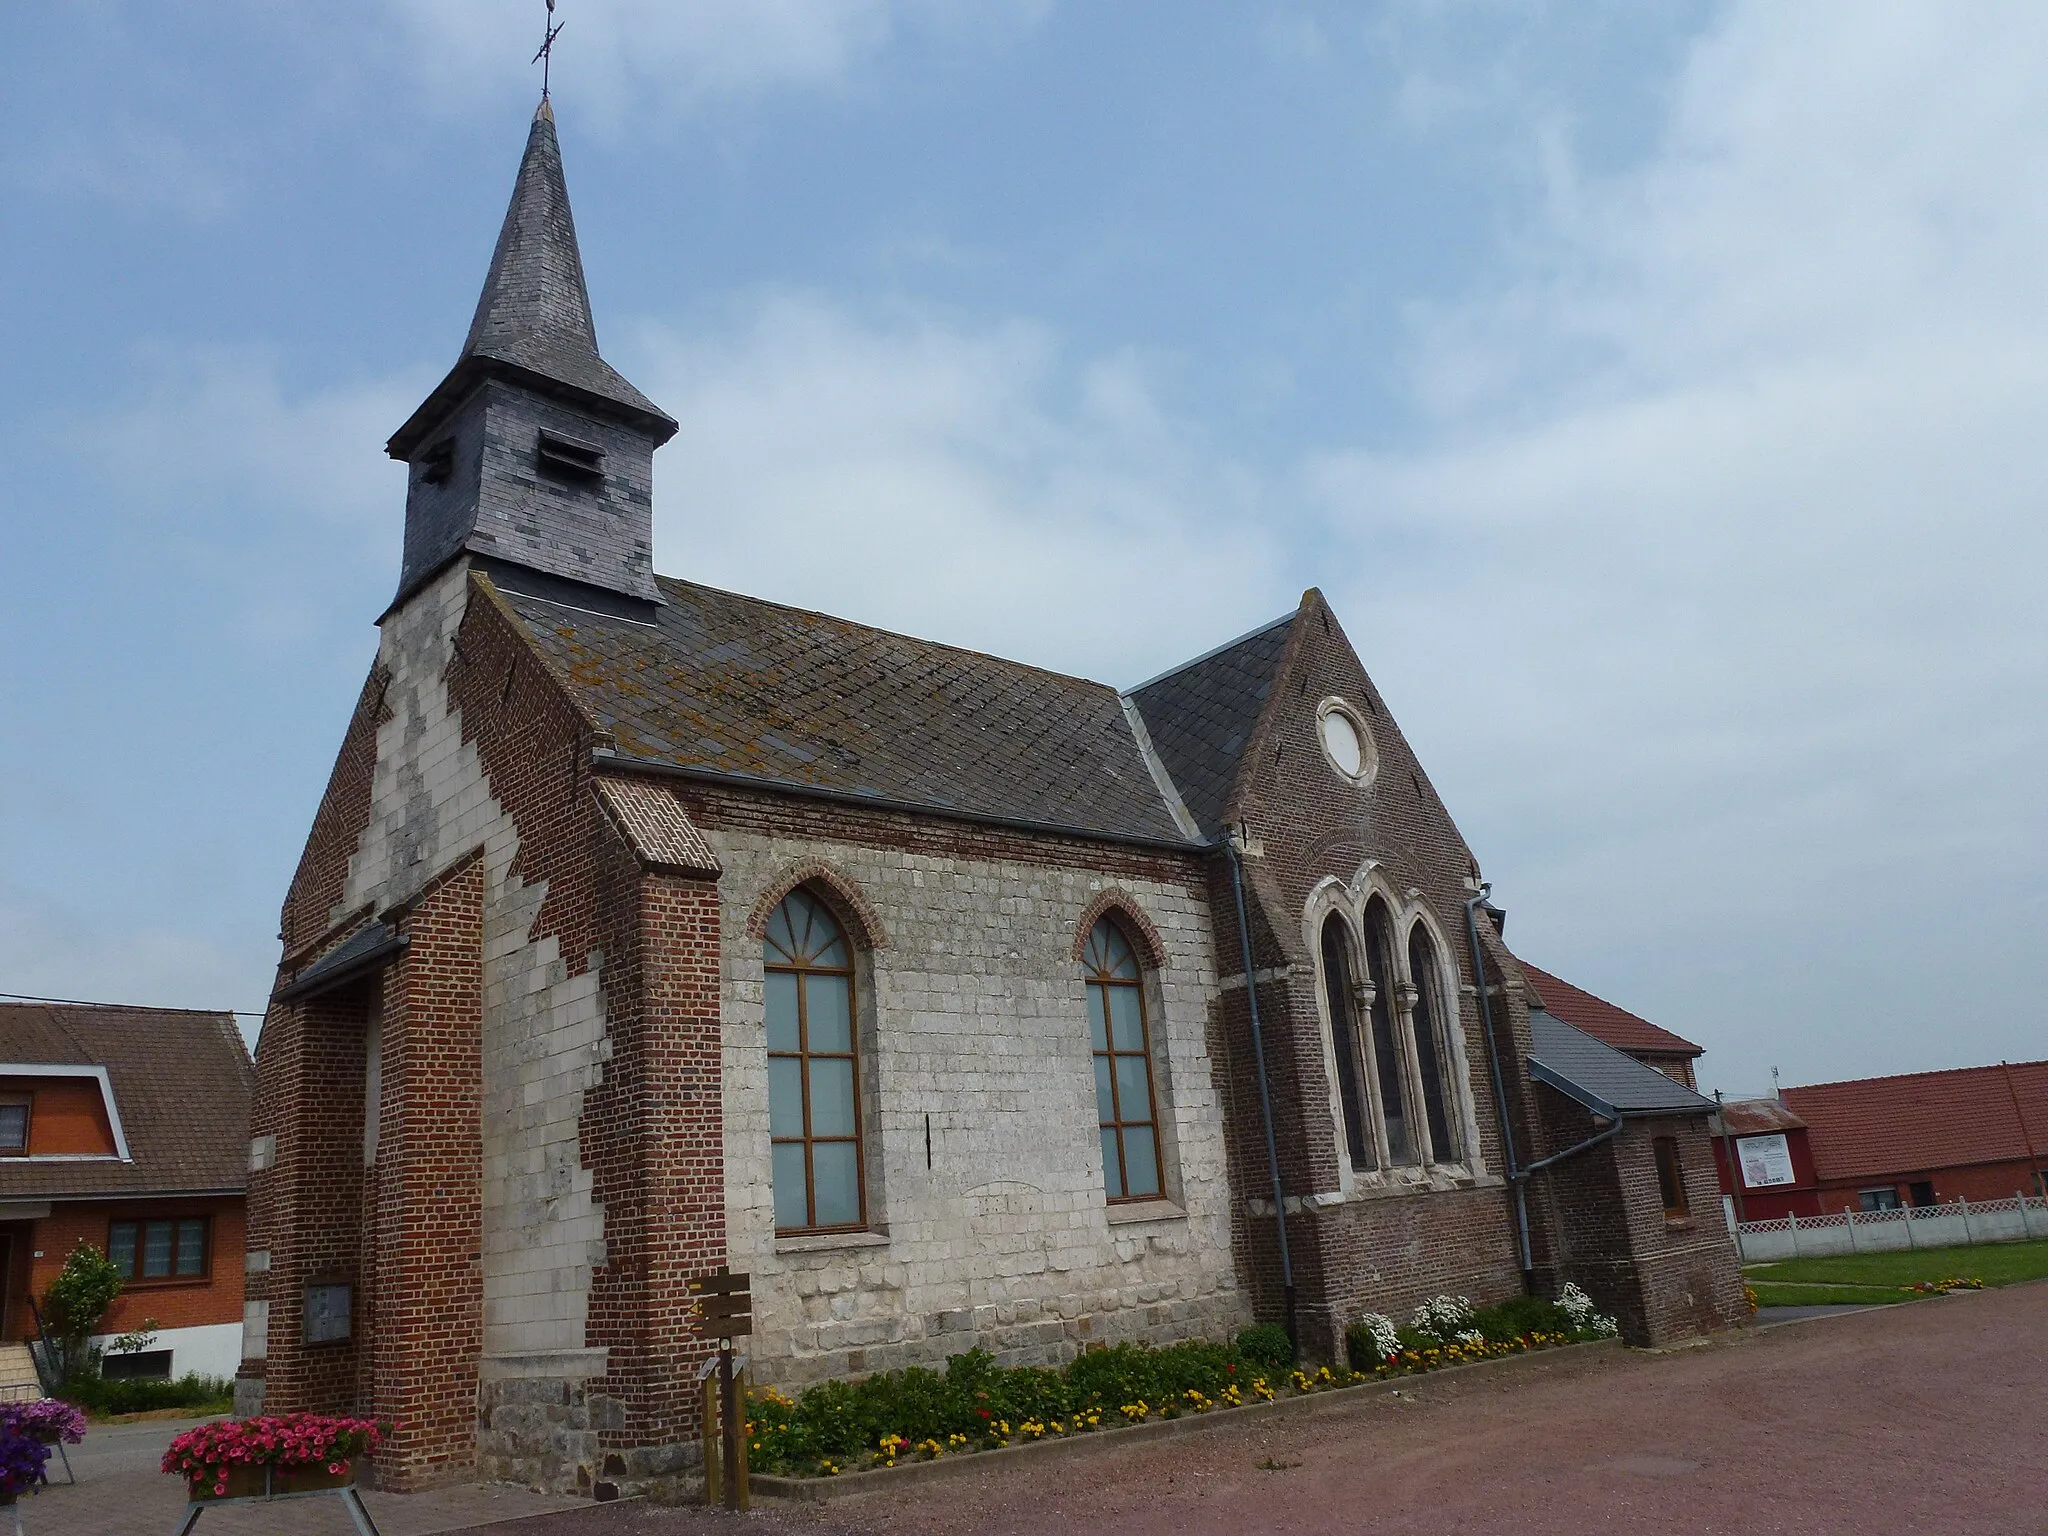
(33, 1281, 2046, 1535)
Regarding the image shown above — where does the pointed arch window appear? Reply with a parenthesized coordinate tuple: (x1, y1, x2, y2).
(1319, 916, 1372, 1171)
(1407, 925, 1457, 1163)
(1362, 899, 1416, 1166)
(765, 889, 864, 1232)
(1084, 917, 1164, 1201)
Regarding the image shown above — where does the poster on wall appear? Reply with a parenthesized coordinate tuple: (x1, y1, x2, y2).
(1738, 1132, 1796, 1188)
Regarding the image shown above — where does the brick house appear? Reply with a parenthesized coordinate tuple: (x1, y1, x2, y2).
(1713, 1061, 2048, 1217)
(241, 100, 1745, 1495)
(0, 1002, 252, 1384)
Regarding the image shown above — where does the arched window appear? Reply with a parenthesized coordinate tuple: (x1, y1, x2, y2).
(1083, 917, 1163, 1201)
(1362, 899, 1415, 1165)
(1407, 925, 1456, 1163)
(764, 889, 864, 1232)
(1319, 915, 1372, 1171)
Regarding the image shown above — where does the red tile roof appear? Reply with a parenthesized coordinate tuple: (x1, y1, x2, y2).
(0, 1003, 252, 1199)
(1516, 963, 1703, 1059)
(1782, 1060, 2048, 1184)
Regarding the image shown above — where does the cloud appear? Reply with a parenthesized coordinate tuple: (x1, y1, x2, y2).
(2, 121, 240, 221)
(384, 0, 1048, 125)
(1313, 0, 2048, 1086)
(632, 295, 1292, 684)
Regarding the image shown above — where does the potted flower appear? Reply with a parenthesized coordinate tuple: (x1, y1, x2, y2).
(0, 1412, 52, 1507)
(162, 1414, 387, 1503)
(15, 1400, 86, 1449)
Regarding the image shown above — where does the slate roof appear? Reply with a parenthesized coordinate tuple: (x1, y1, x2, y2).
(1528, 1009, 1717, 1118)
(1781, 1061, 2048, 1184)
(508, 576, 1197, 845)
(1125, 613, 1297, 836)
(0, 1004, 253, 1200)
(1518, 963, 1703, 1059)
(389, 101, 675, 459)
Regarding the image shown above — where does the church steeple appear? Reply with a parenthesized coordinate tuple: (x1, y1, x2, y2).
(386, 100, 675, 617)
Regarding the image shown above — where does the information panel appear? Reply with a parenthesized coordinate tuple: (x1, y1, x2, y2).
(1738, 1132, 1796, 1189)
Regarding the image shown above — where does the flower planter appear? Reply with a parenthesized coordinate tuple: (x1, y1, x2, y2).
(187, 1462, 355, 1502)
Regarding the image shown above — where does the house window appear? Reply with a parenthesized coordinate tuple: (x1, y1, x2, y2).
(1858, 1187, 1902, 1212)
(765, 889, 865, 1232)
(1653, 1136, 1688, 1218)
(109, 1218, 209, 1281)
(1908, 1181, 1936, 1208)
(0, 1100, 27, 1156)
(1361, 899, 1415, 1165)
(1406, 926, 1457, 1163)
(1319, 917, 1372, 1172)
(1085, 917, 1165, 1201)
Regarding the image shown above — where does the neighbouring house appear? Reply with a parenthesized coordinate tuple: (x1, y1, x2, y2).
(242, 97, 1746, 1497)
(1713, 1061, 2048, 1218)
(0, 1002, 253, 1384)
(1518, 964, 1705, 1088)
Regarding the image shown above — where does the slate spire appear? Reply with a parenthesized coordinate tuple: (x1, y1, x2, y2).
(388, 99, 675, 459)
(384, 100, 674, 616)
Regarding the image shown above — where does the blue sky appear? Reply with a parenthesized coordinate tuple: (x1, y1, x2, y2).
(4, 2, 2043, 1096)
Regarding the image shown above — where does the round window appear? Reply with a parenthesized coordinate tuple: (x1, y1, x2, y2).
(1320, 709, 1364, 778)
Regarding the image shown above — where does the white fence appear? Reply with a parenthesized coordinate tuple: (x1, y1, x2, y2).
(1735, 1194, 2048, 1263)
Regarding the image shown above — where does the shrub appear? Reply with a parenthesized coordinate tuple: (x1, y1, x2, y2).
(1234, 1324, 1293, 1372)
(1467, 1294, 1575, 1344)
(61, 1373, 234, 1418)
(41, 1243, 123, 1382)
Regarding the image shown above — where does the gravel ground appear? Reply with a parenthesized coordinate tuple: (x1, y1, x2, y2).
(452, 1278, 2048, 1536)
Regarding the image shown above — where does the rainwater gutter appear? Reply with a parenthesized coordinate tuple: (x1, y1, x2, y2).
(1225, 828, 1297, 1351)
(1464, 885, 1536, 1288)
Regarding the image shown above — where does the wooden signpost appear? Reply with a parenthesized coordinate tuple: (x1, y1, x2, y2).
(689, 1268, 751, 1510)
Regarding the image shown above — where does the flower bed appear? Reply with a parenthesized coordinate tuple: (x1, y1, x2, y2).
(161, 1414, 388, 1500)
(1904, 1275, 1984, 1295)
(748, 1293, 1619, 1479)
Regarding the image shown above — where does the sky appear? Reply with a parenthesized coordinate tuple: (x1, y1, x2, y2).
(3, 2, 2043, 1097)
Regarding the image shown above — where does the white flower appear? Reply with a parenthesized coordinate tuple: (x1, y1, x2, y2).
(1410, 1294, 1474, 1343)
(1356, 1312, 1400, 1360)
(1455, 1330, 1485, 1347)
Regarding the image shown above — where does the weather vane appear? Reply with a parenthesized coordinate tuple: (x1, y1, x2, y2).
(533, 0, 565, 100)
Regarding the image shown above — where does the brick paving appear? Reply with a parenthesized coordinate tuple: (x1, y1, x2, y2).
(36, 1283, 2047, 1536)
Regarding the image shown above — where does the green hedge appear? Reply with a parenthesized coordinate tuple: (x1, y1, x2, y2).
(59, 1372, 235, 1418)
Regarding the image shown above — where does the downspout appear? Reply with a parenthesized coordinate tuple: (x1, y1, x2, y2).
(1225, 828, 1297, 1349)
(1464, 885, 1535, 1288)
(1521, 1111, 1626, 1176)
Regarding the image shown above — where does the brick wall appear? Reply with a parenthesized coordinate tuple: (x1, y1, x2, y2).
(17, 1198, 245, 1336)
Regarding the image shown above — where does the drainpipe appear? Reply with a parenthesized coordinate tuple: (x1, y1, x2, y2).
(1225, 828, 1297, 1350)
(1521, 1111, 1626, 1176)
(1464, 885, 1535, 1288)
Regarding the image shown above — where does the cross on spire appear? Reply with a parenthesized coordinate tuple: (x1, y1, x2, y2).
(533, 0, 564, 100)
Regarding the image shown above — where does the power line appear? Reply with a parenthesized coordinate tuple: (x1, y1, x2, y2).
(0, 990, 266, 1019)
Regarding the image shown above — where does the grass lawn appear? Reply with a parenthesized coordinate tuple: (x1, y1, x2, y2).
(1747, 1282, 1908, 1308)
(1745, 1237, 2048, 1291)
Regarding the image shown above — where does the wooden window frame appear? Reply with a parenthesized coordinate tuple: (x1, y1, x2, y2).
(108, 1215, 212, 1287)
(765, 890, 867, 1235)
(1652, 1136, 1689, 1220)
(1085, 917, 1167, 1204)
(0, 1097, 29, 1158)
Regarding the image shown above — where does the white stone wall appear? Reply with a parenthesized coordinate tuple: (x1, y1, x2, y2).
(713, 832, 1247, 1385)
(337, 563, 606, 1370)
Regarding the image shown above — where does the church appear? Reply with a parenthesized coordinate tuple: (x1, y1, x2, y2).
(238, 99, 1745, 1496)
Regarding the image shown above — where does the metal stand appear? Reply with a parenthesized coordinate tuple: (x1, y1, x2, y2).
(171, 1484, 382, 1535)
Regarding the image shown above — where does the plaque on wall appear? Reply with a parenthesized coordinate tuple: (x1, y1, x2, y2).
(304, 1282, 353, 1342)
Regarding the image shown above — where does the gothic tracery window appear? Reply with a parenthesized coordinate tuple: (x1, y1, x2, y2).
(1084, 916, 1164, 1201)
(765, 889, 864, 1232)
(1408, 925, 1457, 1163)
(1362, 898, 1416, 1166)
(1320, 916, 1372, 1171)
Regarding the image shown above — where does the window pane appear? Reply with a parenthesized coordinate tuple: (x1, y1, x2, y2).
(1121, 1126, 1161, 1198)
(1408, 930, 1455, 1163)
(0, 1105, 25, 1153)
(1093, 920, 1138, 979)
(143, 1221, 173, 1278)
(1364, 906, 1413, 1163)
(176, 1220, 206, 1276)
(771, 1141, 810, 1230)
(808, 1059, 857, 1138)
(764, 971, 800, 1052)
(813, 932, 851, 969)
(804, 973, 852, 1053)
(1321, 920, 1371, 1171)
(1114, 1055, 1153, 1126)
(109, 1223, 137, 1279)
(1100, 1127, 1124, 1198)
(1093, 1056, 1115, 1123)
(811, 1142, 860, 1227)
(767, 1058, 806, 1137)
(764, 902, 798, 964)
(1087, 985, 1109, 1052)
(1106, 986, 1145, 1052)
